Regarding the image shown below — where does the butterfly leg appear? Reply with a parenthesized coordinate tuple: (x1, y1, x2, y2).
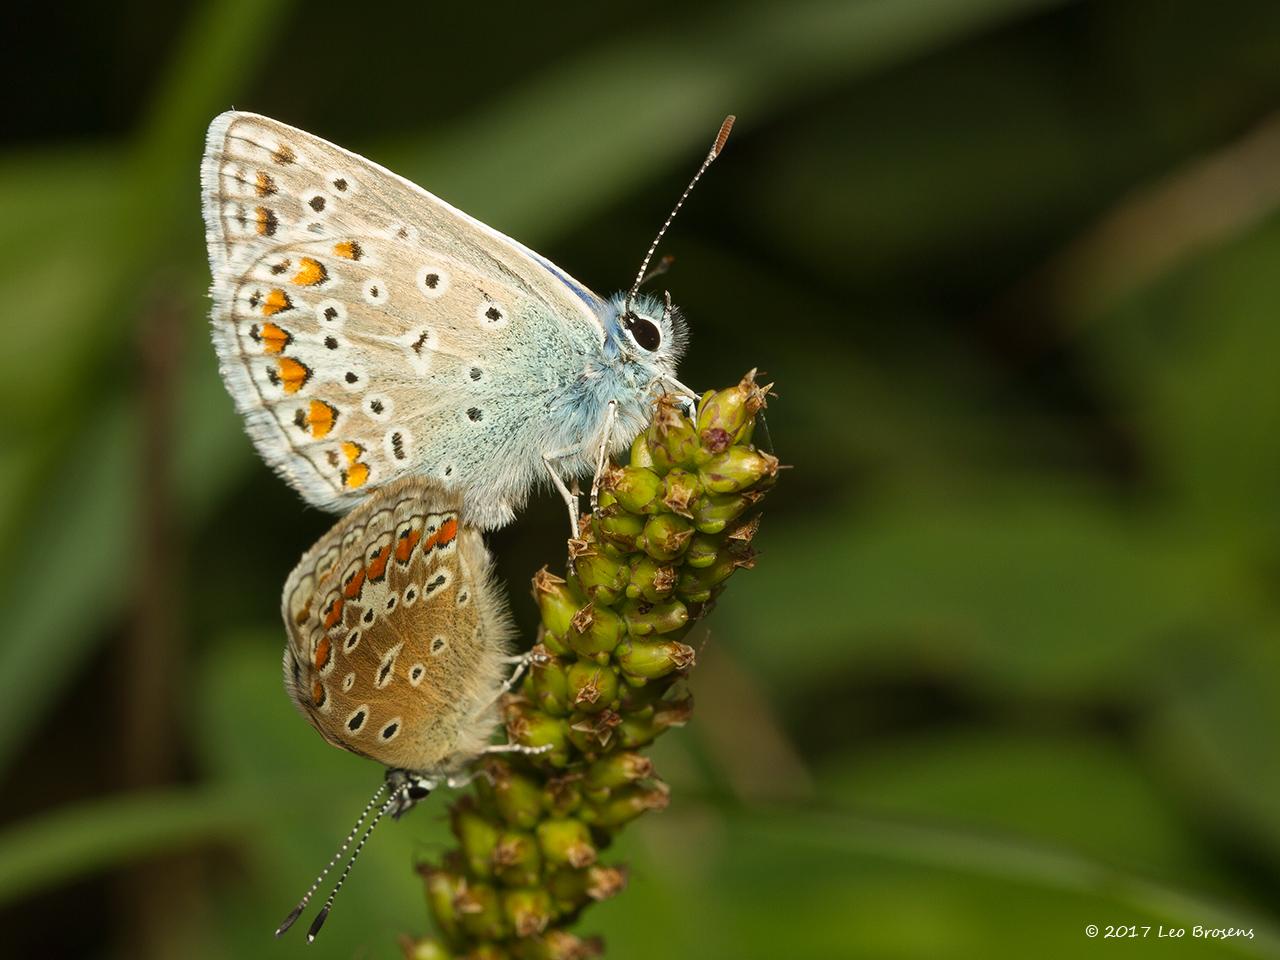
(444, 767, 492, 790)
(589, 399, 618, 515)
(495, 648, 546, 699)
(482, 742, 554, 757)
(543, 454, 581, 538)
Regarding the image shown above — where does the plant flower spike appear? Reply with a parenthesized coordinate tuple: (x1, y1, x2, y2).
(402, 371, 778, 960)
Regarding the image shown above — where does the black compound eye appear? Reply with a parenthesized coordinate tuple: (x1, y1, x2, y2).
(624, 314, 661, 351)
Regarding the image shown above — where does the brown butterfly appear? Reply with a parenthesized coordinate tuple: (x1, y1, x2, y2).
(275, 476, 542, 940)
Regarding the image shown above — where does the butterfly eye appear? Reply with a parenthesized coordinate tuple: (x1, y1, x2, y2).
(624, 314, 661, 352)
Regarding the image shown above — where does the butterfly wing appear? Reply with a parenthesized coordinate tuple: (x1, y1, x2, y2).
(202, 111, 607, 524)
(281, 477, 514, 772)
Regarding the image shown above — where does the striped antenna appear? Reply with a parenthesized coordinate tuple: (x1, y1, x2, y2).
(624, 115, 736, 316)
(303, 791, 397, 942)
(274, 780, 389, 938)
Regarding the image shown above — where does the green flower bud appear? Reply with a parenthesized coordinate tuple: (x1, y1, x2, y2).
(565, 602, 625, 659)
(502, 888, 554, 938)
(615, 636, 696, 680)
(690, 490, 762, 534)
(505, 703, 571, 767)
(541, 774, 583, 818)
(461, 946, 509, 960)
(697, 370, 769, 451)
(510, 931, 602, 960)
(646, 395, 700, 471)
(566, 710, 622, 754)
(529, 652, 571, 717)
(490, 765, 545, 830)
(455, 881, 507, 941)
(566, 660, 620, 713)
(620, 597, 689, 637)
(698, 447, 779, 494)
(583, 751, 654, 791)
(684, 531, 721, 569)
(661, 468, 701, 517)
(532, 569, 585, 639)
(678, 546, 756, 602)
(616, 695, 694, 748)
(543, 867, 590, 914)
(629, 432, 656, 469)
(537, 625, 571, 658)
(571, 543, 629, 605)
(399, 936, 452, 960)
(601, 465, 664, 514)
(536, 818, 597, 869)
(589, 783, 670, 828)
(492, 830, 542, 888)
(591, 504, 646, 553)
(419, 866, 465, 945)
(452, 805, 499, 879)
(616, 675, 674, 712)
(625, 554, 677, 602)
(640, 513, 693, 562)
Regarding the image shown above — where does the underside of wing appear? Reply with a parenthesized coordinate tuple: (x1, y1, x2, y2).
(281, 478, 513, 772)
(202, 111, 605, 514)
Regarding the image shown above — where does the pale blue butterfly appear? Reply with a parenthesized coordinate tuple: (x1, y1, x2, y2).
(201, 112, 732, 531)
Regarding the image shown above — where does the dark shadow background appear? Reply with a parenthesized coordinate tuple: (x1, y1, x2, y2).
(2, 1, 1280, 957)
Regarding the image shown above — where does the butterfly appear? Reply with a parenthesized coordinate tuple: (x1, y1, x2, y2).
(275, 476, 543, 940)
(201, 111, 733, 532)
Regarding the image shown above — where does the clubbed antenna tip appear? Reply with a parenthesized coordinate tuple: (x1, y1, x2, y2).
(712, 115, 735, 158)
(625, 113, 739, 313)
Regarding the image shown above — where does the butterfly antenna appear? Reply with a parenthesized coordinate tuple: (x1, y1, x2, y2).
(274, 780, 389, 938)
(625, 115, 735, 315)
(303, 789, 398, 942)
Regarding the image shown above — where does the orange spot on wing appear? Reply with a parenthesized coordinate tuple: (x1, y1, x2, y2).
(437, 516, 458, 546)
(262, 289, 292, 316)
(291, 257, 328, 286)
(366, 544, 391, 581)
(306, 399, 337, 438)
(255, 171, 277, 197)
(311, 680, 325, 706)
(256, 321, 290, 354)
(333, 240, 362, 260)
(277, 357, 311, 394)
(395, 529, 422, 563)
(343, 567, 366, 599)
(314, 636, 331, 670)
(341, 441, 363, 464)
(323, 597, 345, 630)
(343, 462, 370, 489)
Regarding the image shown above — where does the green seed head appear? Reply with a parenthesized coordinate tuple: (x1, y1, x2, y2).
(417, 372, 778, 957)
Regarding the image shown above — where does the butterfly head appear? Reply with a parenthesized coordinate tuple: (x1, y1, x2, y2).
(602, 290, 687, 381)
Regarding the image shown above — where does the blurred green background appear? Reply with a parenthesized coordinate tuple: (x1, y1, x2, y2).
(3, 0, 1280, 957)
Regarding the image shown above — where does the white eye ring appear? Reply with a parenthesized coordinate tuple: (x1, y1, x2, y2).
(624, 314, 662, 352)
